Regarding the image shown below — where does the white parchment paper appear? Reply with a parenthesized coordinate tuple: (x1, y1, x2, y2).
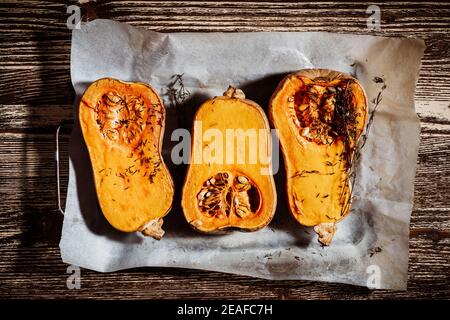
(60, 19, 425, 289)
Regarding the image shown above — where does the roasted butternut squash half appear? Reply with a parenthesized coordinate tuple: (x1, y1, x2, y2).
(79, 78, 174, 239)
(270, 69, 367, 245)
(182, 86, 277, 233)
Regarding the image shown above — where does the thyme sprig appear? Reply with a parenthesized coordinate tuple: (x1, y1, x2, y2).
(343, 76, 387, 214)
(166, 73, 191, 108)
(291, 169, 335, 179)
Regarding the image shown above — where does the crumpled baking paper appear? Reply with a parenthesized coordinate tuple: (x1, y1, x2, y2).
(60, 19, 425, 289)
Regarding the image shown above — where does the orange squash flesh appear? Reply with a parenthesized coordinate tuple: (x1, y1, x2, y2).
(79, 78, 174, 239)
(182, 87, 277, 233)
(270, 69, 367, 245)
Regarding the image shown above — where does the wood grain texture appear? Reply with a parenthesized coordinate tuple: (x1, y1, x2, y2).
(0, 0, 449, 299)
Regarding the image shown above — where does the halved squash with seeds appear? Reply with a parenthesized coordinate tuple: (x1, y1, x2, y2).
(182, 86, 276, 233)
(79, 78, 174, 239)
(270, 69, 367, 245)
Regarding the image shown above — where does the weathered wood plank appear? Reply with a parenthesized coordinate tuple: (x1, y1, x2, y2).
(0, 236, 448, 299)
(0, 69, 74, 105)
(0, 3, 449, 105)
(0, 1, 450, 103)
(0, 104, 73, 131)
(0, 2, 448, 36)
(0, 41, 71, 67)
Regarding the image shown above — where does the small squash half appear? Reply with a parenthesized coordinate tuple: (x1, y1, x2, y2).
(182, 86, 277, 233)
(79, 78, 174, 239)
(270, 69, 367, 245)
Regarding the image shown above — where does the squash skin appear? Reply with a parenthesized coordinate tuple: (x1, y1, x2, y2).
(79, 78, 174, 238)
(182, 87, 277, 233)
(269, 69, 367, 245)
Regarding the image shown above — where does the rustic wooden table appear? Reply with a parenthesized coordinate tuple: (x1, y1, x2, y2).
(0, 1, 449, 299)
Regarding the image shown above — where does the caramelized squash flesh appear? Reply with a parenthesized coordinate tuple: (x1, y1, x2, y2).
(79, 78, 174, 239)
(270, 69, 367, 245)
(182, 87, 276, 233)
